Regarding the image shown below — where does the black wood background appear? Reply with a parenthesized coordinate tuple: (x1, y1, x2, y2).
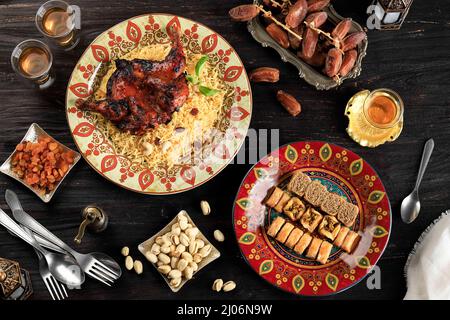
(0, 0, 449, 300)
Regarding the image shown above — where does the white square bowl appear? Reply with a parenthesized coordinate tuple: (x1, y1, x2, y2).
(0, 123, 81, 203)
(138, 210, 220, 292)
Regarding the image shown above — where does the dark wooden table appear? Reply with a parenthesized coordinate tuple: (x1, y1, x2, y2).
(0, 0, 449, 300)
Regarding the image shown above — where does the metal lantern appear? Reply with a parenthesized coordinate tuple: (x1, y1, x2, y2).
(373, 0, 413, 30)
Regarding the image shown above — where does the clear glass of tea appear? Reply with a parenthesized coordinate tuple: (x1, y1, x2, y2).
(11, 39, 55, 89)
(35, 0, 81, 51)
(363, 88, 404, 129)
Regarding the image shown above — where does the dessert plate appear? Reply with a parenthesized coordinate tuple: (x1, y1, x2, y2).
(233, 141, 391, 296)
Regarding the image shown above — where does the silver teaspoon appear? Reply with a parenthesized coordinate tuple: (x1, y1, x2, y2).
(0, 209, 85, 287)
(401, 138, 435, 224)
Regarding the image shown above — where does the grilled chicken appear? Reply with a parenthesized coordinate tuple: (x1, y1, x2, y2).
(78, 31, 188, 135)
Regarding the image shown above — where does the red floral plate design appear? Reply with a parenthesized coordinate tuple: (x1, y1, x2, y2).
(233, 141, 391, 296)
(66, 14, 252, 194)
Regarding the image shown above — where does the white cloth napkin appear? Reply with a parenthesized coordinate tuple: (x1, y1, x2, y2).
(404, 210, 450, 300)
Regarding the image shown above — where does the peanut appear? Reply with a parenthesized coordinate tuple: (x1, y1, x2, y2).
(170, 277, 182, 288)
(285, 0, 308, 28)
(229, 4, 260, 22)
(307, 0, 330, 12)
(223, 281, 237, 292)
(212, 279, 224, 292)
(302, 27, 318, 58)
(133, 260, 143, 275)
(145, 251, 158, 264)
(324, 48, 343, 77)
(249, 67, 280, 83)
(341, 32, 366, 52)
(339, 49, 358, 76)
(184, 266, 193, 280)
(332, 18, 352, 40)
(214, 230, 225, 242)
(305, 11, 328, 28)
(121, 246, 129, 257)
(200, 200, 211, 215)
(277, 90, 302, 117)
(266, 23, 290, 49)
(125, 256, 133, 271)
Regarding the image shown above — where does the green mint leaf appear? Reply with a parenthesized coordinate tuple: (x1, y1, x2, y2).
(195, 55, 209, 78)
(199, 86, 220, 96)
(186, 74, 199, 85)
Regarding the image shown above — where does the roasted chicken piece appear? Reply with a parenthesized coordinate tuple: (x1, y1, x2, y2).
(78, 31, 188, 135)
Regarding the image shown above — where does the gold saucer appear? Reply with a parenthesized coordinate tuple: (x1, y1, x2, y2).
(345, 90, 403, 148)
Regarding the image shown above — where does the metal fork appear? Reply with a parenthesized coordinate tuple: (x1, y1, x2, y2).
(13, 208, 120, 286)
(35, 249, 68, 300)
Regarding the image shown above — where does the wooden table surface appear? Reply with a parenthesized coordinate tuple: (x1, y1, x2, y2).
(0, 0, 449, 300)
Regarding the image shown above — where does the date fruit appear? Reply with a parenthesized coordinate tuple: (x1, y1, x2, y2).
(302, 27, 319, 58)
(277, 90, 302, 117)
(297, 49, 326, 67)
(307, 0, 330, 12)
(249, 67, 280, 83)
(266, 23, 290, 49)
(288, 25, 304, 50)
(339, 49, 357, 76)
(331, 18, 352, 40)
(305, 11, 328, 28)
(286, 0, 308, 28)
(228, 4, 260, 22)
(341, 32, 366, 51)
(324, 48, 343, 77)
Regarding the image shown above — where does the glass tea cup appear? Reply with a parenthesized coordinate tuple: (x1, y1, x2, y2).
(35, 0, 81, 51)
(11, 39, 55, 89)
(362, 88, 404, 130)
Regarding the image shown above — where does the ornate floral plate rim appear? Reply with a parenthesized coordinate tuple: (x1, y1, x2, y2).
(65, 13, 252, 195)
(233, 141, 392, 296)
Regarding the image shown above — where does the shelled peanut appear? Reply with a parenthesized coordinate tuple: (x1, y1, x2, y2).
(145, 211, 213, 289)
(11, 137, 75, 195)
(228, 1, 367, 80)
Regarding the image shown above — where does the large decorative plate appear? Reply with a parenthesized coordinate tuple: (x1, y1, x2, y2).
(66, 14, 252, 194)
(233, 141, 391, 296)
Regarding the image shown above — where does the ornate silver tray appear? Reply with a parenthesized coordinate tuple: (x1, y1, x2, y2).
(248, 1, 368, 90)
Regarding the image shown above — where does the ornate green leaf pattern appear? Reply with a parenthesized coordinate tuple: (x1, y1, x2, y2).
(259, 260, 273, 275)
(350, 158, 363, 176)
(370, 226, 388, 238)
(253, 168, 268, 181)
(325, 273, 339, 291)
(284, 145, 298, 164)
(292, 275, 305, 293)
(238, 232, 256, 245)
(319, 143, 332, 162)
(368, 190, 386, 204)
(236, 198, 252, 210)
(357, 256, 371, 269)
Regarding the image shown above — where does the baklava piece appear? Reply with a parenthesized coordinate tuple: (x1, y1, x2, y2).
(282, 197, 306, 221)
(284, 228, 304, 249)
(341, 230, 360, 253)
(305, 237, 323, 259)
(318, 215, 341, 241)
(293, 233, 313, 255)
(317, 241, 333, 264)
(264, 187, 284, 207)
(304, 180, 328, 207)
(320, 192, 346, 216)
(337, 201, 359, 227)
(267, 216, 286, 238)
(273, 192, 291, 213)
(275, 222, 295, 244)
(287, 171, 312, 197)
(333, 226, 350, 247)
(300, 207, 323, 233)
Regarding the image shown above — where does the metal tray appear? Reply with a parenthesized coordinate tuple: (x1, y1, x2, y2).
(248, 1, 368, 90)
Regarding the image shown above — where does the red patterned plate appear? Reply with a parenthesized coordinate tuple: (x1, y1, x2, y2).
(66, 14, 252, 194)
(233, 141, 391, 296)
